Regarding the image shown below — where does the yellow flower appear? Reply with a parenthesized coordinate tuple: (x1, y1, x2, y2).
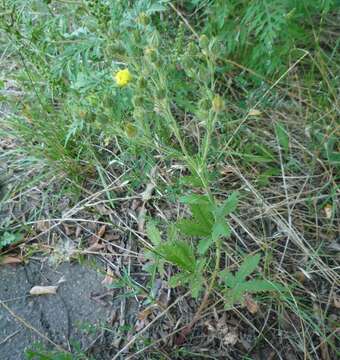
(115, 68, 132, 87)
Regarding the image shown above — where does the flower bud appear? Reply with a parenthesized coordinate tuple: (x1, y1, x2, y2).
(125, 122, 137, 138)
(137, 77, 147, 89)
(78, 110, 87, 118)
(199, 34, 209, 49)
(212, 95, 225, 113)
(132, 30, 141, 43)
(149, 31, 160, 48)
(187, 42, 198, 57)
(132, 95, 144, 107)
(144, 48, 158, 63)
(138, 12, 150, 26)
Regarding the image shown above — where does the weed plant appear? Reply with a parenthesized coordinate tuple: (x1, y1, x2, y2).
(0, 0, 339, 358)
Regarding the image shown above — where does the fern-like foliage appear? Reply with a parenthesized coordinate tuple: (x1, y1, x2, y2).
(194, 0, 337, 75)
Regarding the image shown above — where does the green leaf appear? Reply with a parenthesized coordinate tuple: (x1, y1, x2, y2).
(146, 222, 161, 246)
(212, 221, 231, 241)
(179, 175, 204, 188)
(168, 272, 188, 287)
(179, 193, 210, 205)
(275, 122, 289, 153)
(197, 237, 213, 255)
(177, 219, 211, 237)
(214, 192, 238, 218)
(258, 168, 281, 186)
(220, 270, 237, 288)
(167, 224, 178, 242)
(158, 240, 196, 273)
(190, 273, 204, 298)
(0, 232, 22, 249)
(235, 254, 261, 282)
(238, 279, 284, 294)
(190, 203, 214, 229)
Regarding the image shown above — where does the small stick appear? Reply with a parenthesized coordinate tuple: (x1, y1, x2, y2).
(111, 292, 190, 360)
(0, 330, 20, 346)
(0, 300, 67, 353)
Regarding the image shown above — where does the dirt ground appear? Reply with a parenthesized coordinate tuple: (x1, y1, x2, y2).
(0, 260, 116, 359)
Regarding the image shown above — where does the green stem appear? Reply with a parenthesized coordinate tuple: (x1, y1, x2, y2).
(202, 111, 218, 164)
(186, 237, 222, 331)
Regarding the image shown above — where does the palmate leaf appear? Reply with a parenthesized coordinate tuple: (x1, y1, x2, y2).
(177, 194, 214, 237)
(198, 220, 231, 255)
(169, 271, 204, 298)
(221, 254, 284, 305)
(158, 240, 196, 273)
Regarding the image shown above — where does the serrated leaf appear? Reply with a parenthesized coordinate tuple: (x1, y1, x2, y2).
(190, 273, 204, 298)
(168, 272, 188, 287)
(179, 193, 210, 205)
(146, 222, 161, 246)
(197, 237, 213, 255)
(220, 270, 237, 288)
(212, 221, 231, 241)
(167, 223, 178, 242)
(215, 192, 238, 218)
(158, 240, 196, 273)
(179, 175, 204, 187)
(275, 122, 289, 153)
(177, 219, 211, 237)
(235, 254, 261, 282)
(190, 203, 214, 229)
(238, 279, 284, 294)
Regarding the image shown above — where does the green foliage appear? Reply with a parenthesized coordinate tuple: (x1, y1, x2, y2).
(25, 339, 88, 360)
(0, 1, 337, 356)
(275, 122, 290, 154)
(177, 192, 236, 255)
(200, 0, 337, 75)
(0, 231, 22, 249)
(25, 342, 87, 360)
(25, 350, 73, 360)
(310, 128, 340, 166)
(144, 192, 238, 298)
(220, 254, 284, 307)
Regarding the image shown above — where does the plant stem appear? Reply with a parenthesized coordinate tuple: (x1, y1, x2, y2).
(178, 237, 222, 342)
(202, 111, 218, 164)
